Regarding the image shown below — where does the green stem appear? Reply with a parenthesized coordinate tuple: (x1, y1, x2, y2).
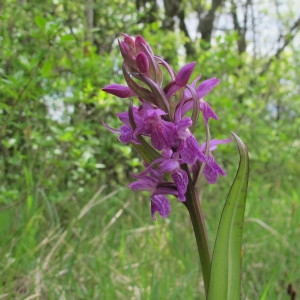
(184, 166, 211, 297)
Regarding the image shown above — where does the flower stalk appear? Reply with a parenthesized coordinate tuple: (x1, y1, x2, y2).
(183, 164, 211, 295)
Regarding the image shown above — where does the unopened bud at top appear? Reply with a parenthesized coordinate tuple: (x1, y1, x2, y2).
(136, 52, 150, 74)
(135, 35, 154, 55)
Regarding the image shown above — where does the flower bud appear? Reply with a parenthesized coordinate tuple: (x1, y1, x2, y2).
(136, 52, 150, 74)
(135, 35, 154, 55)
(102, 84, 136, 98)
(119, 39, 136, 68)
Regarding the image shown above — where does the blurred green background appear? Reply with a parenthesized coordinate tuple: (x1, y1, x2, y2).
(0, 0, 299, 299)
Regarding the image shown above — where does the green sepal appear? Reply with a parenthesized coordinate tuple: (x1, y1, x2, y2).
(132, 137, 161, 165)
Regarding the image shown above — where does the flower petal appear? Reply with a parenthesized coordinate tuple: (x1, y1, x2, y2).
(151, 195, 171, 220)
(171, 169, 188, 201)
(179, 135, 206, 165)
(119, 124, 140, 144)
(176, 62, 196, 87)
(196, 78, 220, 99)
(204, 155, 226, 184)
(200, 100, 219, 124)
(129, 176, 156, 191)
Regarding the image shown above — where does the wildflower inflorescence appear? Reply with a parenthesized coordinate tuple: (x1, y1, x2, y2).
(103, 34, 231, 220)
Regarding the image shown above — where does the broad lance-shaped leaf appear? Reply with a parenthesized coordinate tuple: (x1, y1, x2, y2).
(207, 133, 249, 300)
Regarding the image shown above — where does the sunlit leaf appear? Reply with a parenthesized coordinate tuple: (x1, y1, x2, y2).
(207, 133, 249, 300)
(34, 16, 47, 30)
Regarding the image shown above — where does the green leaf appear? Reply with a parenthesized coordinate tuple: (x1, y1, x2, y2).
(35, 16, 47, 30)
(207, 133, 249, 300)
(60, 34, 75, 43)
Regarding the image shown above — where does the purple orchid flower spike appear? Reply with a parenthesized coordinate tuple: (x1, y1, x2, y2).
(102, 34, 231, 219)
(100, 33, 248, 300)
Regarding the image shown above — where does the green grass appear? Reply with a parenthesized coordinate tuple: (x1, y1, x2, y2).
(1, 172, 299, 299)
(242, 183, 300, 299)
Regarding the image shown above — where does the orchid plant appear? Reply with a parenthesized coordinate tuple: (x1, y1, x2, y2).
(102, 34, 249, 299)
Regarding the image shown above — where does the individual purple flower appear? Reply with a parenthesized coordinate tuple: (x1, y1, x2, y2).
(102, 122, 140, 144)
(118, 124, 140, 144)
(199, 138, 232, 183)
(129, 168, 175, 220)
(102, 106, 143, 144)
(117, 105, 144, 128)
(179, 134, 207, 165)
(165, 62, 197, 99)
(173, 117, 206, 165)
(135, 102, 175, 150)
(181, 77, 220, 124)
(160, 153, 188, 201)
(149, 119, 175, 151)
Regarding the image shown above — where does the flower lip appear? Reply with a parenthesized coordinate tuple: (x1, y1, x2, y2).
(151, 194, 171, 220)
